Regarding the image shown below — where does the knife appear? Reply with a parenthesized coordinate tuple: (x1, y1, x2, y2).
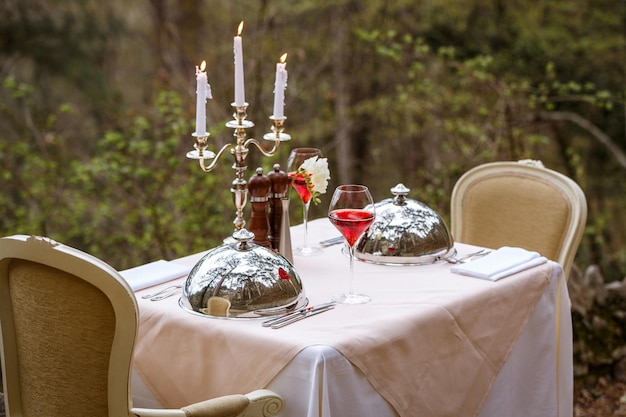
(319, 236, 344, 247)
(270, 303, 336, 329)
(262, 301, 336, 327)
(261, 305, 308, 327)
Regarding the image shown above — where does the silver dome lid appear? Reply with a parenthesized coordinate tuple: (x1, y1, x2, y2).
(180, 229, 306, 319)
(355, 184, 455, 265)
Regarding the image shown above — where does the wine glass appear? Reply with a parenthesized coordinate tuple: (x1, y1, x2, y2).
(328, 185, 376, 304)
(287, 148, 324, 256)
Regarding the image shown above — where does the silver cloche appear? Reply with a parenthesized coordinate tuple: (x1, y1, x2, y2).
(355, 183, 455, 265)
(180, 229, 306, 319)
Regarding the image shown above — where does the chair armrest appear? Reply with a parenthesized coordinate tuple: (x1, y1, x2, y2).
(130, 408, 185, 417)
(242, 389, 284, 417)
(130, 389, 284, 417)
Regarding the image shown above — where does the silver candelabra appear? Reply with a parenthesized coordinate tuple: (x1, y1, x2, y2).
(187, 103, 291, 233)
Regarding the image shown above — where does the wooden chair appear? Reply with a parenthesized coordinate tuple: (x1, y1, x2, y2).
(0, 234, 284, 417)
(450, 160, 587, 280)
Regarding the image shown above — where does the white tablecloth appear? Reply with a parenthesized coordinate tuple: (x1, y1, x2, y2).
(131, 219, 573, 417)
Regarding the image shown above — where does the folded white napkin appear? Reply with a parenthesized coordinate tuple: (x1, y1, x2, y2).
(120, 260, 192, 291)
(450, 246, 547, 281)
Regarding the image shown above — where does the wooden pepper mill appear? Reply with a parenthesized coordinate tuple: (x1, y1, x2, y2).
(247, 167, 271, 248)
(268, 164, 290, 251)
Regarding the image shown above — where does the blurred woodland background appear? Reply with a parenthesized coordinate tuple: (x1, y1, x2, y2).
(1, 0, 626, 393)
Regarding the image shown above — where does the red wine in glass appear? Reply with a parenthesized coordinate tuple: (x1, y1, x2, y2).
(328, 209, 375, 247)
(289, 172, 313, 204)
(328, 184, 376, 304)
(287, 148, 324, 256)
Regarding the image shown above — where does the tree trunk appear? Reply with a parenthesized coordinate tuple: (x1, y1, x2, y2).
(332, 9, 352, 184)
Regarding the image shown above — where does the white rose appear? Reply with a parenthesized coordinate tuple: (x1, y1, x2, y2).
(301, 156, 330, 195)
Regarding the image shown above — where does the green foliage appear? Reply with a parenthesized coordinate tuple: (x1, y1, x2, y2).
(0, 82, 234, 269)
(65, 90, 234, 268)
(351, 31, 552, 212)
(573, 291, 626, 377)
(351, 23, 626, 279)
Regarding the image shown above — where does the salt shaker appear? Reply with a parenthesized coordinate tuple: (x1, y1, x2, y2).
(268, 163, 293, 263)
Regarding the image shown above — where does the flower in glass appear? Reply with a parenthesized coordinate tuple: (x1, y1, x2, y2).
(297, 156, 330, 204)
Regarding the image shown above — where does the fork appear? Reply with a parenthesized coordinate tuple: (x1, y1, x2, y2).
(445, 249, 490, 264)
(141, 285, 182, 300)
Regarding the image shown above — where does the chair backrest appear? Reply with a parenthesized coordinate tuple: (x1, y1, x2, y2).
(0, 235, 137, 417)
(450, 161, 587, 279)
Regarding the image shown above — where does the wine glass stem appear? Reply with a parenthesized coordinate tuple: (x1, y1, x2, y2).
(302, 200, 311, 249)
(348, 244, 355, 295)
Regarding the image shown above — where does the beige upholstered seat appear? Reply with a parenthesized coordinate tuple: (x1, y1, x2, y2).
(0, 235, 284, 417)
(450, 161, 587, 280)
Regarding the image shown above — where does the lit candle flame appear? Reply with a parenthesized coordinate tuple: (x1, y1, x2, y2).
(237, 21, 244, 36)
(280, 53, 288, 64)
(200, 60, 206, 72)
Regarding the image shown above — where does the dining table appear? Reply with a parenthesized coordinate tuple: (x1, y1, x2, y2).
(129, 218, 573, 417)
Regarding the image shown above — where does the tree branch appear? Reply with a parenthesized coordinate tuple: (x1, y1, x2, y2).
(537, 110, 626, 169)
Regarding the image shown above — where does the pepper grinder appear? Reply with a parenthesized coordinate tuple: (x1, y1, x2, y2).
(268, 164, 288, 249)
(268, 163, 293, 263)
(247, 167, 271, 248)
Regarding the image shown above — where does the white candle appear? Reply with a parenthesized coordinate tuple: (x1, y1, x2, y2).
(195, 61, 210, 136)
(234, 21, 245, 106)
(272, 53, 288, 119)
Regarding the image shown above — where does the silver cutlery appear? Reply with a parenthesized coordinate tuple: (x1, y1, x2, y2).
(262, 302, 336, 328)
(141, 285, 182, 300)
(271, 304, 336, 329)
(445, 249, 491, 264)
(319, 236, 344, 247)
(261, 306, 308, 327)
(150, 287, 182, 301)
